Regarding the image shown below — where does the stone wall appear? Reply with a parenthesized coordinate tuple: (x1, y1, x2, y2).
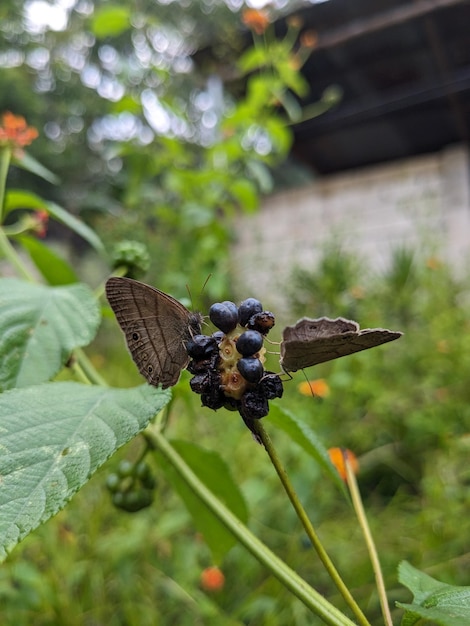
(232, 144, 470, 312)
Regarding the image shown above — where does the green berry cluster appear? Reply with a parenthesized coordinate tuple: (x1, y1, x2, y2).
(106, 459, 156, 513)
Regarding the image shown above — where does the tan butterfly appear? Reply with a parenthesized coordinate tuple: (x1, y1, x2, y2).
(280, 317, 402, 373)
(106, 277, 203, 389)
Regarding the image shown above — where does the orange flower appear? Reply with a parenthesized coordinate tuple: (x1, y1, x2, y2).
(286, 15, 303, 29)
(200, 566, 225, 592)
(242, 8, 270, 35)
(0, 112, 38, 150)
(328, 447, 359, 481)
(300, 29, 318, 49)
(298, 378, 330, 398)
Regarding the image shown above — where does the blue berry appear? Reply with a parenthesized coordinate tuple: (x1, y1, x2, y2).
(236, 330, 263, 356)
(238, 298, 263, 326)
(209, 301, 239, 333)
(186, 334, 217, 359)
(237, 357, 264, 383)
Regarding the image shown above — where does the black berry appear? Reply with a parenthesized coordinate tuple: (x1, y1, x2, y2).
(237, 357, 264, 383)
(209, 301, 239, 333)
(259, 372, 284, 399)
(186, 334, 217, 359)
(240, 390, 269, 419)
(236, 330, 263, 356)
(238, 298, 263, 326)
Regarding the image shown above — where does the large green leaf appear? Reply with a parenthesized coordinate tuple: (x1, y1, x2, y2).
(0, 382, 170, 561)
(156, 439, 249, 562)
(397, 561, 470, 626)
(0, 279, 100, 391)
(266, 403, 348, 498)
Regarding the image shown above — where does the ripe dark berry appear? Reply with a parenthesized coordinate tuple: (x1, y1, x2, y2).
(186, 334, 217, 359)
(201, 387, 226, 410)
(240, 390, 269, 419)
(209, 301, 239, 333)
(212, 330, 225, 344)
(237, 357, 264, 383)
(236, 330, 263, 356)
(238, 298, 263, 326)
(259, 372, 284, 399)
(247, 311, 275, 334)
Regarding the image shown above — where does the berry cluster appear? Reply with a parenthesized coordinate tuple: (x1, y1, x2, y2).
(186, 297, 283, 435)
(106, 459, 156, 512)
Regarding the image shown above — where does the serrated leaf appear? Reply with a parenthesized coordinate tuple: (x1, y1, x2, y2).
(12, 152, 60, 185)
(16, 235, 78, 285)
(0, 279, 101, 391)
(156, 440, 248, 562)
(397, 561, 470, 626)
(0, 382, 170, 561)
(90, 6, 131, 38)
(266, 403, 348, 497)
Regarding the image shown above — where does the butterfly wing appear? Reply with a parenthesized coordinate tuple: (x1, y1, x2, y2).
(280, 317, 402, 372)
(106, 277, 202, 389)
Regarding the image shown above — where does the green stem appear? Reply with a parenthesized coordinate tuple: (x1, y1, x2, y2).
(0, 147, 11, 222)
(0, 227, 36, 281)
(345, 459, 393, 626)
(146, 426, 357, 626)
(252, 421, 371, 626)
(74, 348, 108, 387)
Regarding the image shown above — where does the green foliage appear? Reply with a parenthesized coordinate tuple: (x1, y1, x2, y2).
(0, 382, 169, 561)
(0, 279, 100, 390)
(397, 561, 470, 626)
(1, 4, 469, 624)
(156, 439, 249, 563)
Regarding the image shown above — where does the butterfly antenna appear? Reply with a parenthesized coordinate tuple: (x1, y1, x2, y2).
(301, 369, 316, 399)
(201, 273, 212, 293)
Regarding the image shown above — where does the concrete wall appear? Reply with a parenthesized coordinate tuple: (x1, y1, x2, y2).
(232, 144, 470, 311)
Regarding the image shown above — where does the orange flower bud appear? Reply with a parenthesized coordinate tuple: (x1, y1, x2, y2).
(298, 378, 330, 398)
(242, 9, 270, 35)
(300, 29, 318, 49)
(200, 566, 225, 592)
(328, 447, 359, 481)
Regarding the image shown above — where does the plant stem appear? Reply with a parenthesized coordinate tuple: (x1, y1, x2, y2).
(146, 426, 357, 626)
(0, 147, 11, 222)
(0, 227, 36, 281)
(345, 458, 394, 626)
(74, 348, 108, 386)
(252, 420, 371, 626)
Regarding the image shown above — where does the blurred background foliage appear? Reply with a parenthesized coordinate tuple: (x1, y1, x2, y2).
(1, 1, 470, 625)
(0, 0, 308, 302)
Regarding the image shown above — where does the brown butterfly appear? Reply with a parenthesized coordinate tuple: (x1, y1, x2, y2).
(106, 277, 203, 389)
(280, 317, 402, 373)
